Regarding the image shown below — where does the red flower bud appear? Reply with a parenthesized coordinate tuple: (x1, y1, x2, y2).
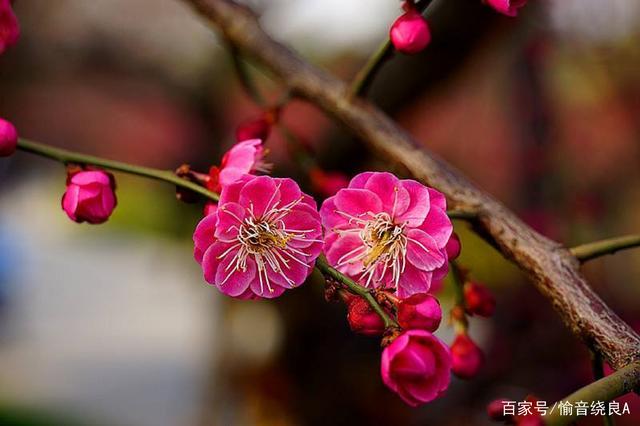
(0, 117, 17, 157)
(445, 232, 461, 260)
(389, 5, 431, 55)
(347, 296, 385, 336)
(451, 334, 484, 379)
(61, 170, 117, 224)
(464, 281, 496, 317)
(397, 293, 442, 332)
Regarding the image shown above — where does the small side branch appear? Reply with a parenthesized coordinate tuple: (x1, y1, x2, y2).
(316, 256, 399, 329)
(544, 361, 640, 426)
(571, 234, 640, 263)
(17, 138, 219, 202)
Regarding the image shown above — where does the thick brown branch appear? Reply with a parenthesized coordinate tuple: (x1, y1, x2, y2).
(181, 0, 640, 369)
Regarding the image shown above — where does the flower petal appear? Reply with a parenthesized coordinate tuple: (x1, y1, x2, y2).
(406, 229, 446, 271)
(239, 175, 280, 218)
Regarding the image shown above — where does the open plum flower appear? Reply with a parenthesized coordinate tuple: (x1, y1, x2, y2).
(194, 175, 323, 299)
(320, 172, 453, 298)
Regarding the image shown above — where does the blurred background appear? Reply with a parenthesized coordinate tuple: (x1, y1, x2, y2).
(1, 0, 640, 425)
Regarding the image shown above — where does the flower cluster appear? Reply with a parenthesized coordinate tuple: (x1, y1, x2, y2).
(3, 0, 524, 413)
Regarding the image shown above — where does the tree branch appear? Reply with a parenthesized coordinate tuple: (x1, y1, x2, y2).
(544, 361, 640, 426)
(17, 138, 220, 202)
(181, 0, 640, 369)
(571, 234, 640, 263)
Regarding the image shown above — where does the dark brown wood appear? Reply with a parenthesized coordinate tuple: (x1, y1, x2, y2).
(182, 0, 640, 369)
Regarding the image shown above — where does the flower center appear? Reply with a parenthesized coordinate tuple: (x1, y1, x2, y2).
(362, 213, 406, 267)
(218, 196, 321, 295)
(237, 217, 290, 254)
(334, 211, 408, 289)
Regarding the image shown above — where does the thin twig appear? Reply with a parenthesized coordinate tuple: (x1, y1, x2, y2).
(348, 0, 433, 98)
(316, 256, 399, 329)
(17, 138, 219, 202)
(544, 361, 640, 426)
(571, 234, 640, 263)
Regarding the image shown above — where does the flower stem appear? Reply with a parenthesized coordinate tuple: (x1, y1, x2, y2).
(450, 261, 468, 333)
(17, 138, 219, 201)
(570, 234, 640, 263)
(348, 0, 434, 98)
(544, 361, 640, 426)
(316, 256, 399, 329)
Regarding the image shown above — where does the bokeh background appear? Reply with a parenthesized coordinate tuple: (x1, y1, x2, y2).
(1, 0, 640, 425)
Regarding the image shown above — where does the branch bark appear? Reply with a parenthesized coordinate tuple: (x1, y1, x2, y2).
(181, 0, 640, 369)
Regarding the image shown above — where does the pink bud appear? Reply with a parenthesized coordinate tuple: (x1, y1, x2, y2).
(61, 170, 117, 224)
(397, 293, 442, 332)
(464, 281, 496, 317)
(389, 6, 431, 55)
(347, 296, 385, 336)
(0, 0, 20, 54)
(381, 330, 451, 406)
(0, 117, 17, 157)
(485, 0, 528, 17)
(445, 232, 461, 260)
(451, 334, 484, 379)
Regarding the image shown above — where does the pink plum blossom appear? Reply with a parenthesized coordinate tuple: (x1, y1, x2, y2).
(61, 170, 117, 224)
(207, 139, 270, 193)
(0, 117, 17, 157)
(389, 5, 431, 55)
(0, 0, 19, 54)
(320, 172, 453, 298)
(194, 175, 323, 299)
(381, 329, 451, 406)
(485, 0, 527, 17)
